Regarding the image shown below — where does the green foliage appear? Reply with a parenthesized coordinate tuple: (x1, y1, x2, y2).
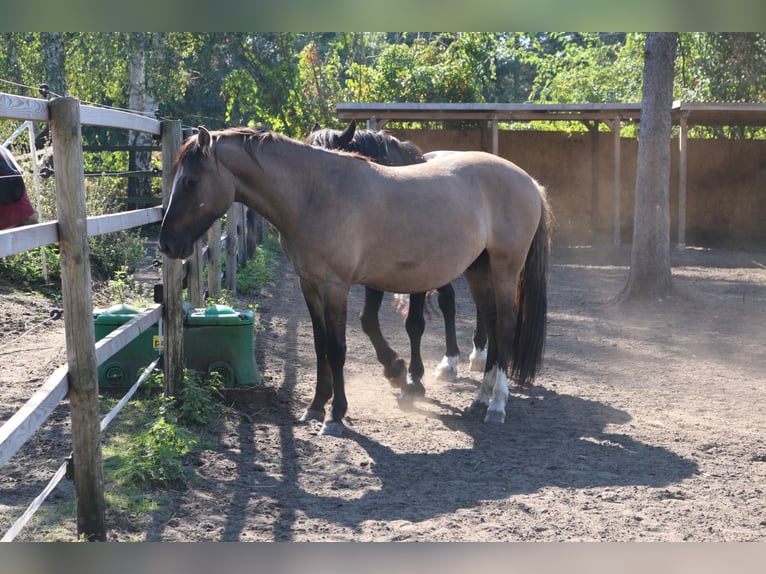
(176, 370, 227, 426)
(88, 231, 146, 278)
(106, 369, 227, 489)
(0, 246, 60, 284)
(118, 413, 195, 488)
(92, 266, 152, 308)
(4, 32, 766, 155)
(236, 242, 277, 295)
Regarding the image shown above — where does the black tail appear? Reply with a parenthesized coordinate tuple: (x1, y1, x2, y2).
(510, 190, 551, 386)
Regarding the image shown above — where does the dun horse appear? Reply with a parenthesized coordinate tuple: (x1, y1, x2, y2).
(159, 126, 551, 436)
(306, 120, 488, 398)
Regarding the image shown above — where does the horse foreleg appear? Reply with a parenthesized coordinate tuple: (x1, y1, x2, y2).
(299, 281, 333, 425)
(434, 283, 460, 382)
(399, 292, 427, 402)
(360, 287, 407, 388)
(322, 287, 349, 436)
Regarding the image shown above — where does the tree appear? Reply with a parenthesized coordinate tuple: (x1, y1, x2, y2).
(616, 33, 678, 304)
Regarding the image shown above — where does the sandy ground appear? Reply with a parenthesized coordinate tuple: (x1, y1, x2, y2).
(1, 240, 766, 542)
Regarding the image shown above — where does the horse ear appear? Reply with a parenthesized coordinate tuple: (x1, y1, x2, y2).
(311, 122, 321, 132)
(339, 119, 356, 146)
(197, 125, 211, 151)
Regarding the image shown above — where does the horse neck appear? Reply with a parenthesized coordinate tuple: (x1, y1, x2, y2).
(219, 137, 344, 237)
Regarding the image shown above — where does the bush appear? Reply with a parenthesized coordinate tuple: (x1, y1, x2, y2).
(106, 369, 228, 489)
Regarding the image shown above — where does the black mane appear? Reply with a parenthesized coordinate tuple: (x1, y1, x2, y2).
(307, 124, 425, 166)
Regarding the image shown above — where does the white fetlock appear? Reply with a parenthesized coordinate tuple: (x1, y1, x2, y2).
(434, 355, 458, 381)
(484, 368, 509, 424)
(469, 346, 487, 372)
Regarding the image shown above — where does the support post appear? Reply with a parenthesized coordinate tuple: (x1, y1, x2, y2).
(491, 118, 499, 155)
(49, 96, 106, 541)
(588, 122, 600, 233)
(677, 115, 688, 250)
(612, 117, 622, 246)
(161, 119, 184, 398)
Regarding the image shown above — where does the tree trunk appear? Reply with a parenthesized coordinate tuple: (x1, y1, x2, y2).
(43, 32, 67, 96)
(616, 33, 678, 304)
(127, 33, 156, 210)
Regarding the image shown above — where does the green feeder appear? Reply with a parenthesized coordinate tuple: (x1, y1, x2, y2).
(183, 304, 262, 386)
(93, 303, 160, 389)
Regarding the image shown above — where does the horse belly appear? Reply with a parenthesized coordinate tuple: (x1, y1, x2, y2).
(354, 244, 481, 294)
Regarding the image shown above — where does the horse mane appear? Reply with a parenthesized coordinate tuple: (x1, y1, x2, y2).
(179, 126, 371, 167)
(346, 130, 425, 166)
(307, 126, 426, 166)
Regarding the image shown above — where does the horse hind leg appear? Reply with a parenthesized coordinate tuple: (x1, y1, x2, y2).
(469, 307, 487, 373)
(482, 255, 525, 425)
(433, 283, 460, 382)
(399, 292, 427, 403)
(463, 252, 500, 419)
(360, 287, 407, 388)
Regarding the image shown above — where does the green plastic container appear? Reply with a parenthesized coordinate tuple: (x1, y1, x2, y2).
(93, 303, 160, 389)
(183, 304, 262, 386)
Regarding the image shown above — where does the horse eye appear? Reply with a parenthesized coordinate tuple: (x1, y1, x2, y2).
(184, 177, 198, 188)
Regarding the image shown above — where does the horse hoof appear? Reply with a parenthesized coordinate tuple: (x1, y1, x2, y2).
(465, 400, 487, 418)
(469, 350, 487, 372)
(384, 358, 408, 388)
(300, 409, 324, 423)
(320, 421, 344, 436)
(396, 383, 424, 408)
(483, 409, 505, 424)
(434, 356, 458, 382)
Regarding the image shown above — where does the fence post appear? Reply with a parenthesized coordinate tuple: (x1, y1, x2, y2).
(237, 203, 247, 263)
(187, 238, 205, 307)
(49, 96, 106, 541)
(161, 119, 184, 397)
(207, 220, 222, 299)
(224, 202, 239, 294)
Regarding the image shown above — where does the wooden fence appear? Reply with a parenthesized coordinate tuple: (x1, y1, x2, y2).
(0, 92, 210, 540)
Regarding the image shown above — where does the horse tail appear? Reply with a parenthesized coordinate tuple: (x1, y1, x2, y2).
(510, 185, 552, 387)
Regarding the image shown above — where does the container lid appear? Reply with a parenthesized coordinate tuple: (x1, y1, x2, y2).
(185, 304, 254, 326)
(94, 303, 140, 324)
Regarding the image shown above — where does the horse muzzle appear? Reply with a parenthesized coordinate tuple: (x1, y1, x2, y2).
(158, 233, 194, 260)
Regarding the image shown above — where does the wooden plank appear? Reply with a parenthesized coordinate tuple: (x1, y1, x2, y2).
(0, 92, 49, 122)
(94, 304, 162, 366)
(79, 104, 161, 135)
(82, 145, 161, 152)
(86, 207, 162, 237)
(0, 222, 58, 258)
(0, 365, 68, 468)
(50, 96, 106, 541)
(0, 208, 162, 259)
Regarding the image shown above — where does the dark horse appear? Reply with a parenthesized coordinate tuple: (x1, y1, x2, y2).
(0, 146, 36, 230)
(159, 126, 551, 436)
(306, 120, 488, 399)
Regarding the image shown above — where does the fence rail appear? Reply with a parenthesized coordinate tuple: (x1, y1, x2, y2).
(0, 91, 182, 541)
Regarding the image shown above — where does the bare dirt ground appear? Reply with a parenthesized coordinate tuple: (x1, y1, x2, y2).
(2, 239, 766, 542)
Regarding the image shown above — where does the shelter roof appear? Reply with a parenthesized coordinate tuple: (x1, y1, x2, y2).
(335, 101, 766, 127)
